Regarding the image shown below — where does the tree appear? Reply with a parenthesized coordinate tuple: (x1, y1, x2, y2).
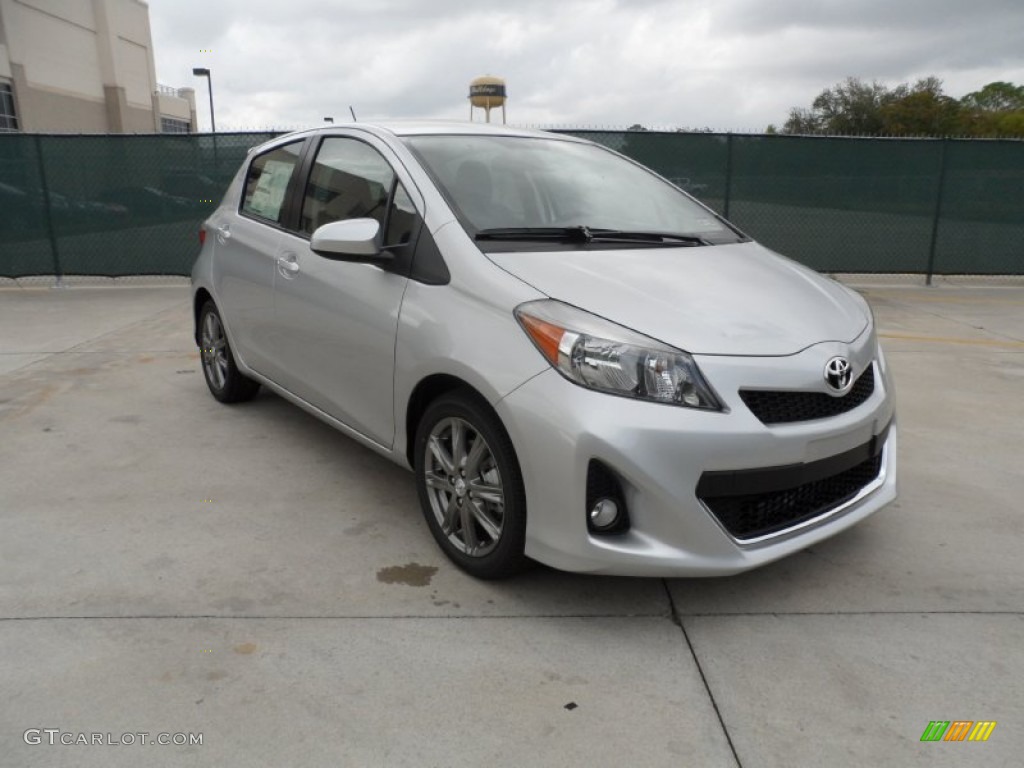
(781, 77, 1024, 137)
(961, 81, 1024, 112)
(783, 77, 895, 134)
(782, 107, 822, 134)
(878, 78, 962, 135)
(959, 81, 1024, 136)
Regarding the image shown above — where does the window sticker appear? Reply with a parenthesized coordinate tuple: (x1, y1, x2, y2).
(248, 159, 295, 219)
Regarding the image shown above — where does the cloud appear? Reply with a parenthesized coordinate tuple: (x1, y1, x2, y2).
(148, 0, 1024, 132)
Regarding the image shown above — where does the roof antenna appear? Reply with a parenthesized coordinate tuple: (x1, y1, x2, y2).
(349, 106, 357, 122)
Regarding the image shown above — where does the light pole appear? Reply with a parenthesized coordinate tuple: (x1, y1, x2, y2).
(192, 67, 218, 177)
(192, 67, 216, 132)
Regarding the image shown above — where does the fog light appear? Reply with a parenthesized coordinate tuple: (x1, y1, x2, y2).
(589, 498, 620, 530)
(586, 460, 630, 534)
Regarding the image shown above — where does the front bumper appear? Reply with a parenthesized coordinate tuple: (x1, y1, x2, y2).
(495, 342, 897, 577)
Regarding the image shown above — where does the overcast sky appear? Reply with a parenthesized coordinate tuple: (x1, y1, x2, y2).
(148, 0, 1024, 132)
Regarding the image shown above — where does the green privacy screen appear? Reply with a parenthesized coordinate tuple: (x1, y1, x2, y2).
(1, 132, 279, 277)
(568, 131, 1023, 276)
(1, 130, 1022, 277)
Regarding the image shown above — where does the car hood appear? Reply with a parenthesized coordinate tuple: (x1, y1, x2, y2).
(487, 241, 869, 356)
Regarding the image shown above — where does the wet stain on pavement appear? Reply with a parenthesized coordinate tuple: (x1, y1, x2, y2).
(143, 554, 174, 571)
(233, 642, 258, 655)
(376, 562, 438, 587)
(343, 520, 375, 536)
(2, 384, 59, 418)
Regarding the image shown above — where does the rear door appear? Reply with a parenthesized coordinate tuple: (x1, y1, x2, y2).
(211, 138, 306, 375)
(269, 133, 421, 447)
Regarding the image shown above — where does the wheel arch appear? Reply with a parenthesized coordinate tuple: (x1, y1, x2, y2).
(407, 372, 529, 579)
(404, 374, 497, 469)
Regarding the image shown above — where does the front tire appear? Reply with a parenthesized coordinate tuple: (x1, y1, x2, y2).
(198, 301, 260, 404)
(414, 391, 528, 579)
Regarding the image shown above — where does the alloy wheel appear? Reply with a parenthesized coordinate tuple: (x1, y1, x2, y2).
(423, 417, 506, 557)
(200, 311, 229, 391)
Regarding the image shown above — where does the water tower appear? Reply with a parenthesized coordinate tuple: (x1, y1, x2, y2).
(468, 75, 507, 123)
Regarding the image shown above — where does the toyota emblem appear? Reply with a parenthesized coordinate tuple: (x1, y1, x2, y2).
(824, 356, 853, 392)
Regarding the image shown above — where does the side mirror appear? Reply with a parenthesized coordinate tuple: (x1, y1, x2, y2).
(310, 218, 392, 263)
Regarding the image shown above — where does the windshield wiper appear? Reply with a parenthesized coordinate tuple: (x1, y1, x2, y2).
(475, 227, 592, 242)
(475, 226, 709, 246)
(586, 228, 710, 245)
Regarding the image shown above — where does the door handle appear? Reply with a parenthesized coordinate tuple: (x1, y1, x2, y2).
(215, 224, 231, 243)
(277, 254, 300, 278)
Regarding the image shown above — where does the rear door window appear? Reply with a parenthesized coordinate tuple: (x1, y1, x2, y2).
(241, 141, 303, 224)
(300, 137, 394, 235)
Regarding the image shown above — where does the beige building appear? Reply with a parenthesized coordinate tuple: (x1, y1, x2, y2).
(0, 0, 195, 133)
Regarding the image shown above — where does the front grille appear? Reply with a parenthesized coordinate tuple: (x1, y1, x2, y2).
(740, 365, 875, 425)
(699, 452, 883, 541)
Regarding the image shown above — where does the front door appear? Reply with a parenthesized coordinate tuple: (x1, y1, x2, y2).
(270, 135, 420, 447)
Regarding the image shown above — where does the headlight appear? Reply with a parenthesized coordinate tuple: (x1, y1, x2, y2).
(515, 300, 722, 410)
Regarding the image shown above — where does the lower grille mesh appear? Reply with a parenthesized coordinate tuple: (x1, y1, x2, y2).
(700, 453, 884, 541)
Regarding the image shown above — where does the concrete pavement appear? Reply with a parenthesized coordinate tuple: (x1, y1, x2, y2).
(0, 279, 1021, 766)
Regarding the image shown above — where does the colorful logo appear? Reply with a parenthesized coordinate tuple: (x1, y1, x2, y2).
(920, 721, 996, 742)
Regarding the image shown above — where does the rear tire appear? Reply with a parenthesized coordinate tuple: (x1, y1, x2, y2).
(414, 391, 528, 579)
(198, 301, 260, 404)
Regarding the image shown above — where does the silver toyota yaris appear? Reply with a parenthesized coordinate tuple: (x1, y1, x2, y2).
(191, 122, 896, 579)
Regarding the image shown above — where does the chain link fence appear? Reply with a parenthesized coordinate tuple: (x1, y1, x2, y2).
(1, 130, 1022, 280)
(566, 131, 1023, 277)
(0, 132, 279, 281)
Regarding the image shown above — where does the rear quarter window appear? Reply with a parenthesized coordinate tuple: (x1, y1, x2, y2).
(241, 142, 303, 224)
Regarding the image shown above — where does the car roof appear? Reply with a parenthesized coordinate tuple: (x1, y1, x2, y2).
(268, 120, 583, 144)
(371, 120, 561, 139)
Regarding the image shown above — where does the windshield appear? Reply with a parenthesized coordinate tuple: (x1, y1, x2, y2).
(403, 135, 743, 247)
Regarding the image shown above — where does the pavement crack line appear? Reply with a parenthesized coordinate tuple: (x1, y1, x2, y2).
(0, 304, 189, 377)
(877, 296, 1024, 345)
(1, 609, 1019, 623)
(54, 304, 189, 357)
(0, 613, 671, 622)
(662, 580, 744, 768)
(676, 609, 1023, 617)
